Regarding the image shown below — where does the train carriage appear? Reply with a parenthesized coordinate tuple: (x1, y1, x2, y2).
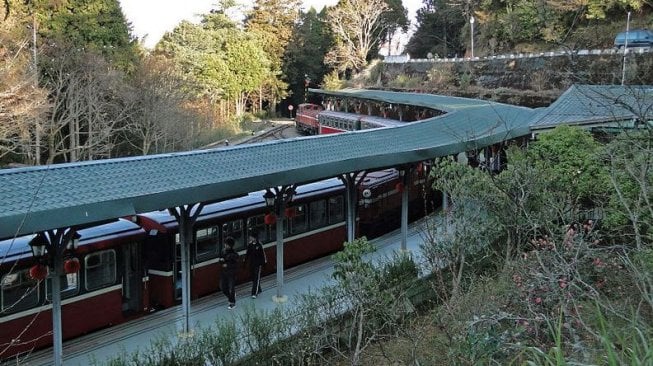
(0, 220, 146, 358)
(295, 103, 323, 135)
(318, 110, 405, 134)
(136, 178, 349, 310)
(0, 167, 436, 360)
(358, 167, 438, 238)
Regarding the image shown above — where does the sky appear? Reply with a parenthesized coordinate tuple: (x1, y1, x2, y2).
(118, 0, 422, 49)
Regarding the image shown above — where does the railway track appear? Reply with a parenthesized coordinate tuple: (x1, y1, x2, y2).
(202, 121, 295, 149)
(240, 123, 293, 144)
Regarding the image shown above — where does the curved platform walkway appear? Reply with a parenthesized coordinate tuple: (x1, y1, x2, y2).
(10, 219, 433, 366)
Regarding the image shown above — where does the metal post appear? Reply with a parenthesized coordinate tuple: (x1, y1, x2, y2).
(168, 204, 202, 334)
(470, 16, 475, 59)
(51, 254, 63, 366)
(400, 169, 410, 251)
(348, 183, 356, 242)
(344, 175, 356, 242)
(179, 215, 190, 333)
(621, 11, 631, 86)
(340, 172, 365, 243)
(273, 199, 287, 302)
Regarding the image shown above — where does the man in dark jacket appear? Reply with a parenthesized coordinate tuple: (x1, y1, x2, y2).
(244, 231, 266, 298)
(220, 237, 239, 309)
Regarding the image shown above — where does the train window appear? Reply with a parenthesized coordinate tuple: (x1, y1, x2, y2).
(85, 250, 116, 291)
(289, 204, 307, 235)
(309, 200, 327, 229)
(328, 196, 345, 224)
(1, 269, 39, 314)
(46, 273, 79, 301)
(195, 227, 219, 261)
(223, 220, 244, 252)
(247, 215, 276, 244)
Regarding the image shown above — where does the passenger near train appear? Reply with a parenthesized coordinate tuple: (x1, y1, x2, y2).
(0, 167, 435, 359)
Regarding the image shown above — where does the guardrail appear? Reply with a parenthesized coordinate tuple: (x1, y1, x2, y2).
(383, 46, 652, 64)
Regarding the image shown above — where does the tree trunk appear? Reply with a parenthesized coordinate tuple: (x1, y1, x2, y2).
(69, 117, 78, 162)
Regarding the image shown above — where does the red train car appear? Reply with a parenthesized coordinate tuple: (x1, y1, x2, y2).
(295, 103, 323, 135)
(0, 220, 146, 358)
(138, 178, 348, 309)
(358, 167, 438, 238)
(0, 168, 435, 360)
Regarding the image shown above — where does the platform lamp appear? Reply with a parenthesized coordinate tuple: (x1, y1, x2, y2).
(263, 190, 276, 209)
(29, 232, 49, 259)
(263, 186, 295, 302)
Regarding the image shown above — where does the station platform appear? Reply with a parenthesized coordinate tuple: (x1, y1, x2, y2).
(13, 218, 432, 366)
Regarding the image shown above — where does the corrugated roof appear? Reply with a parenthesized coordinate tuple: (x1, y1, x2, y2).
(530, 84, 653, 129)
(0, 89, 534, 239)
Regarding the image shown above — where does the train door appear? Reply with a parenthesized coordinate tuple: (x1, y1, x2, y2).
(122, 242, 142, 314)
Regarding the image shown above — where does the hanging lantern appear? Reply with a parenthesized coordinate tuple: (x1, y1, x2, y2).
(29, 264, 48, 281)
(264, 213, 277, 225)
(284, 207, 296, 218)
(395, 182, 404, 193)
(63, 258, 81, 274)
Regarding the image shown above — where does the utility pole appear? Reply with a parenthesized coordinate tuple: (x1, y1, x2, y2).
(470, 15, 475, 59)
(32, 12, 41, 165)
(621, 11, 631, 86)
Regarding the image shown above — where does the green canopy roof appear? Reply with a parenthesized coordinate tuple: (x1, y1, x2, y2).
(310, 88, 505, 112)
(530, 84, 653, 129)
(0, 88, 534, 239)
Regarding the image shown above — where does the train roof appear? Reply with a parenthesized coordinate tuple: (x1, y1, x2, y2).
(360, 116, 405, 128)
(140, 177, 345, 228)
(318, 110, 405, 127)
(0, 219, 144, 264)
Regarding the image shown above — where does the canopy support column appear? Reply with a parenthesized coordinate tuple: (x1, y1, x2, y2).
(51, 252, 63, 366)
(339, 171, 367, 243)
(264, 185, 296, 303)
(399, 166, 412, 251)
(27, 228, 80, 366)
(168, 203, 203, 334)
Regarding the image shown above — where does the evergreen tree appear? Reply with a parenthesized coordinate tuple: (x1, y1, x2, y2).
(283, 7, 334, 105)
(405, 0, 465, 58)
(33, 0, 138, 71)
(244, 0, 301, 113)
(156, 6, 270, 119)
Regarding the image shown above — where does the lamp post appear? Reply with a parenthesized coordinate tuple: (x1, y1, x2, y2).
(28, 228, 81, 366)
(470, 15, 475, 59)
(621, 11, 631, 86)
(263, 186, 295, 302)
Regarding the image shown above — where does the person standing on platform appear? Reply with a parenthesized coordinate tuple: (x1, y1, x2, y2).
(220, 237, 239, 309)
(244, 231, 266, 298)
